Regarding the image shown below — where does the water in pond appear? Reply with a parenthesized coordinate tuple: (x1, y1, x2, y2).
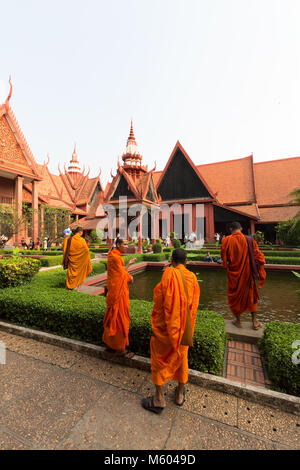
(129, 269, 300, 323)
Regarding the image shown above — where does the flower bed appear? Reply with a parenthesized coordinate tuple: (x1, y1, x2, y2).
(0, 267, 226, 376)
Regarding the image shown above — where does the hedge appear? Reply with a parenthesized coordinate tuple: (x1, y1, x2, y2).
(0, 257, 41, 288)
(259, 322, 300, 396)
(143, 253, 169, 262)
(264, 256, 300, 265)
(0, 268, 226, 376)
(90, 248, 110, 253)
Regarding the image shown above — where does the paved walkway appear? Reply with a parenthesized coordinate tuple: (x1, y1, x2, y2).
(0, 330, 299, 450)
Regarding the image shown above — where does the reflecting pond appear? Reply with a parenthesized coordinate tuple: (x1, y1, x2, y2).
(129, 268, 300, 323)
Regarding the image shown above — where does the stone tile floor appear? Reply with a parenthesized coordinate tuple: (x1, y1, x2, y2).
(226, 340, 270, 388)
(0, 331, 299, 450)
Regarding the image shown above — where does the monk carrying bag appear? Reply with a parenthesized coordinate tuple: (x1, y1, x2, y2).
(63, 236, 73, 270)
(178, 269, 194, 347)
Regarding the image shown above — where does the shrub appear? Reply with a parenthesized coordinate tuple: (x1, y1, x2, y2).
(276, 219, 300, 246)
(39, 255, 64, 267)
(253, 231, 265, 244)
(142, 253, 169, 262)
(172, 239, 181, 249)
(0, 268, 226, 376)
(152, 242, 162, 253)
(264, 256, 300, 265)
(0, 257, 41, 288)
(259, 322, 300, 396)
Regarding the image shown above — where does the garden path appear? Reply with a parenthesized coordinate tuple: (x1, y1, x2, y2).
(0, 331, 299, 450)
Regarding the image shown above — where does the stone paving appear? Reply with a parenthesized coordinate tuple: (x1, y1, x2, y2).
(0, 330, 299, 450)
(226, 341, 270, 388)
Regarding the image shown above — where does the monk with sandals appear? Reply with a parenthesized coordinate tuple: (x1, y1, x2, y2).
(221, 221, 266, 330)
(102, 238, 136, 358)
(142, 248, 200, 413)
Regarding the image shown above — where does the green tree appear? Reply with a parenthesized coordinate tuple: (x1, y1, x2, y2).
(275, 219, 300, 246)
(288, 186, 300, 230)
(0, 202, 35, 240)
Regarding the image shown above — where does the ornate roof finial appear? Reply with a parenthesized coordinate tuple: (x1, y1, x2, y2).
(5, 76, 12, 108)
(126, 119, 139, 156)
(68, 142, 81, 173)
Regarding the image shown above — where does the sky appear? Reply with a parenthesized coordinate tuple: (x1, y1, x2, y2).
(1, 0, 300, 184)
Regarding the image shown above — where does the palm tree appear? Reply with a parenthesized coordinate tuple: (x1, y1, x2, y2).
(288, 186, 300, 230)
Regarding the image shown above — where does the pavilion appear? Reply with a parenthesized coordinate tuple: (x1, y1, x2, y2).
(0, 79, 299, 245)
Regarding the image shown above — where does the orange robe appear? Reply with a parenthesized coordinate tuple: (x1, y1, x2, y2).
(221, 232, 266, 316)
(63, 234, 92, 289)
(102, 249, 132, 351)
(150, 265, 200, 386)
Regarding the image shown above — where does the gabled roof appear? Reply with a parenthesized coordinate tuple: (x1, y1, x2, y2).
(107, 167, 140, 201)
(254, 156, 300, 206)
(198, 155, 256, 205)
(157, 141, 216, 199)
(0, 80, 41, 180)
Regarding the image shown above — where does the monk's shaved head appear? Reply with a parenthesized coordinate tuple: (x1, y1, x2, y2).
(172, 248, 187, 265)
(73, 226, 83, 234)
(229, 222, 242, 232)
(116, 238, 124, 246)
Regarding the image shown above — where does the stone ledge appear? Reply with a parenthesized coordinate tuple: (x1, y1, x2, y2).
(0, 320, 299, 416)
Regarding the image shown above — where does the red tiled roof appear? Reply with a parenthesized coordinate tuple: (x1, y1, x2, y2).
(258, 205, 299, 223)
(198, 155, 255, 204)
(254, 157, 300, 206)
(226, 203, 260, 219)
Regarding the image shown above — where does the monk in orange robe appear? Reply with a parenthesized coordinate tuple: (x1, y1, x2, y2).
(221, 221, 266, 330)
(62, 226, 92, 291)
(102, 238, 136, 357)
(142, 248, 200, 414)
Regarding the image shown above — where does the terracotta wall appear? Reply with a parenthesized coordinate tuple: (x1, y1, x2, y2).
(0, 176, 14, 202)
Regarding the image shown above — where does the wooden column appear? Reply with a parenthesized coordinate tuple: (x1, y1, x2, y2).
(205, 203, 215, 243)
(14, 176, 23, 245)
(170, 212, 174, 235)
(32, 180, 39, 242)
(192, 204, 196, 232)
(138, 211, 143, 254)
(40, 206, 44, 238)
(250, 219, 255, 235)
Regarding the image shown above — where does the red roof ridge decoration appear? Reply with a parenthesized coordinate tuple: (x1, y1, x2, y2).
(157, 140, 216, 200)
(198, 154, 254, 168)
(254, 155, 300, 165)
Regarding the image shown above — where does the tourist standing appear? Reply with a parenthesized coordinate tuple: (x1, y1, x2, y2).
(215, 232, 220, 247)
(47, 238, 51, 250)
(141, 248, 200, 414)
(62, 226, 92, 292)
(221, 221, 266, 330)
(43, 237, 48, 251)
(102, 238, 136, 358)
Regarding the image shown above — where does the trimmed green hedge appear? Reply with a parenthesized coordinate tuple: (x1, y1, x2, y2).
(90, 248, 110, 253)
(264, 256, 300, 265)
(0, 268, 226, 376)
(0, 257, 41, 288)
(39, 255, 64, 267)
(259, 322, 300, 396)
(143, 253, 169, 262)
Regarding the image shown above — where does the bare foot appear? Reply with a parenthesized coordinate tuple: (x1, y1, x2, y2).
(253, 321, 262, 330)
(154, 395, 166, 408)
(115, 350, 135, 359)
(232, 319, 243, 329)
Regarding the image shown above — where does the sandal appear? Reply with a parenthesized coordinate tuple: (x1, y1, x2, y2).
(141, 396, 164, 414)
(253, 322, 262, 331)
(175, 386, 186, 406)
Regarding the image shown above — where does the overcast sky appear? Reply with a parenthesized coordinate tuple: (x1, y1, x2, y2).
(1, 0, 300, 184)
